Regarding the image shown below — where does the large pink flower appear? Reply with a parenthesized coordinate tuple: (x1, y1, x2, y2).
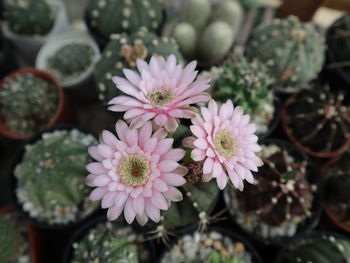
(86, 120, 187, 225)
(108, 55, 211, 133)
(183, 100, 263, 190)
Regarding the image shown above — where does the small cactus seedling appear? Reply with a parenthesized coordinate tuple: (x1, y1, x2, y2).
(0, 217, 20, 262)
(282, 85, 350, 157)
(15, 129, 98, 225)
(86, 0, 164, 39)
(3, 0, 55, 36)
(0, 73, 58, 136)
(207, 252, 244, 263)
(247, 16, 325, 92)
(95, 27, 182, 103)
(48, 43, 95, 80)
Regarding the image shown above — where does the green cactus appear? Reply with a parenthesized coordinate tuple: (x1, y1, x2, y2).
(183, 0, 211, 30)
(48, 43, 95, 79)
(3, 0, 55, 36)
(0, 73, 58, 136)
(95, 27, 183, 103)
(173, 22, 197, 59)
(247, 15, 325, 91)
(237, 0, 260, 9)
(0, 217, 20, 263)
(86, 0, 164, 39)
(15, 129, 98, 225)
(206, 252, 244, 263)
(279, 234, 350, 263)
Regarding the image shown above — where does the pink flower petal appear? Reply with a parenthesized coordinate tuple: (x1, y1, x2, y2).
(97, 145, 114, 159)
(123, 69, 141, 86)
(87, 163, 107, 175)
(163, 187, 183, 202)
(151, 191, 168, 210)
(162, 173, 186, 186)
(158, 160, 178, 172)
(203, 157, 214, 174)
(88, 146, 103, 161)
(191, 148, 206, 161)
(145, 200, 160, 222)
(133, 195, 145, 215)
(124, 198, 136, 224)
(92, 175, 111, 187)
(90, 187, 108, 201)
(115, 192, 128, 207)
(213, 161, 223, 178)
(101, 192, 117, 209)
(162, 149, 185, 162)
(107, 205, 124, 221)
(216, 172, 228, 190)
(155, 138, 173, 155)
(115, 120, 128, 141)
(153, 178, 169, 192)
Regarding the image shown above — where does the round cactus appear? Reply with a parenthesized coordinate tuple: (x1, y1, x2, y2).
(86, 0, 164, 39)
(211, 0, 243, 28)
(0, 217, 20, 262)
(3, 0, 55, 35)
(95, 27, 183, 103)
(183, 0, 211, 30)
(172, 22, 197, 59)
(0, 73, 58, 136)
(247, 15, 325, 92)
(15, 129, 98, 225)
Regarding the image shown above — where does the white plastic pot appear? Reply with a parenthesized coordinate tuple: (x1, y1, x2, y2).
(2, 0, 70, 62)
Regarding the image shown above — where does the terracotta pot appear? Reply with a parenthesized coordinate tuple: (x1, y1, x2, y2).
(281, 94, 350, 158)
(0, 68, 75, 140)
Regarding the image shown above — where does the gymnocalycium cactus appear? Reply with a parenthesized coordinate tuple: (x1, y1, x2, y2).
(0, 73, 58, 136)
(0, 217, 21, 263)
(86, 0, 164, 39)
(172, 0, 242, 64)
(95, 27, 183, 103)
(15, 129, 98, 225)
(247, 15, 325, 92)
(3, 0, 55, 35)
(48, 43, 95, 80)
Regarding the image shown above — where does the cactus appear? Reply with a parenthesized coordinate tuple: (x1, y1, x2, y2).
(0, 217, 20, 263)
(86, 0, 164, 39)
(238, 0, 260, 9)
(95, 27, 183, 103)
(48, 43, 95, 79)
(173, 23, 197, 58)
(0, 73, 58, 136)
(247, 15, 325, 91)
(183, 0, 211, 30)
(207, 252, 244, 263)
(3, 0, 55, 35)
(15, 129, 98, 225)
(279, 233, 350, 263)
(282, 85, 350, 156)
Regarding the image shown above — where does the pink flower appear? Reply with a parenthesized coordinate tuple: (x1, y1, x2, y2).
(183, 100, 263, 190)
(86, 120, 187, 225)
(108, 55, 211, 133)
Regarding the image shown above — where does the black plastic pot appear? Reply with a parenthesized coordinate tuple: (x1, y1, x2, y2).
(9, 124, 101, 230)
(223, 139, 323, 246)
(0, 34, 18, 80)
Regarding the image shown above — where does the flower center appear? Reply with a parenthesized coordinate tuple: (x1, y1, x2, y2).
(214, 130, 237, 158)
(149, 89, 173, 106)
(119, 155, 151, 186)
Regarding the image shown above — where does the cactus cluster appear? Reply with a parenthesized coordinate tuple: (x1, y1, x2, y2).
(0, 217, 21, 263)
(225, 142, 317, 240)
(278, 233, 350, 263)
(3, 0, 55, 36)
(71, 221, 151, 263)
(247, 16, 325, 92)
(283, 85, 350, 156)
(0, 73, 58, 136)
(15, 129, 98, 225)
(172, 0, 242, 64)
(48, 43, 95, 80)
(206, 252, 244, 263)
(95, 27, 182, 103)
(86, 0, 164, 39)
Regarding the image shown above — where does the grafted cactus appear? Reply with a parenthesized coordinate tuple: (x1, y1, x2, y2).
(3, 0, 55, 35)
(15, 129, 98, 225)
(247, 15, 325, 92)
(95, 27, 182, 103)
(0, 217, 20, 263)
(0, 73, 58, 136)
(86, 0, 164, 38)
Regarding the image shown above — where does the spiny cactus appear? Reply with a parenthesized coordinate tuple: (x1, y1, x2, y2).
(238, 0, 260, 9)
(3, 0, 55, 35)
(48, 43, 95, 80)
(95, 27, 183, 103)
(283, 85, 350, 157)
(15, 129, 98, 225)
(0, 73, 58, 136)
(0, 217, 20, 263)
(247, 15, 325, 92)
(86, 0, 164, 39)
(206, 252, 244, 263)
(278, 233, 350, 263)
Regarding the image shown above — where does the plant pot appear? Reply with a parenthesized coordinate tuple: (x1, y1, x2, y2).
(0, 68, 75, 141)
(2, 0, 70, 62)
(281, 88, 350, 158)
(0, 33, 18, 79)
(9, 124, 100, 230)
(36, 30, 100, 102)
(223, 139, 322, 246)
(63, 215, 155, 263)
(256, 98, 280, 139)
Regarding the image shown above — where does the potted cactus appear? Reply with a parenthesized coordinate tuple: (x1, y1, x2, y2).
(160, 228, 263, 263)
(224, 140, 321, 244)
(95, 27, 183, 104)
(211, 57, 277, 137)
(36, 31, 100, 101)
(13, 126, 99, 228)
(275, 232, 350, 263)
(246, 15, 325, 93)
(64, 216, 153, 263)
(85, 0, 165, 48)
(2, 0, 70, 62)
(281, 84, 350, 158)
(170, 0, 242, 66)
